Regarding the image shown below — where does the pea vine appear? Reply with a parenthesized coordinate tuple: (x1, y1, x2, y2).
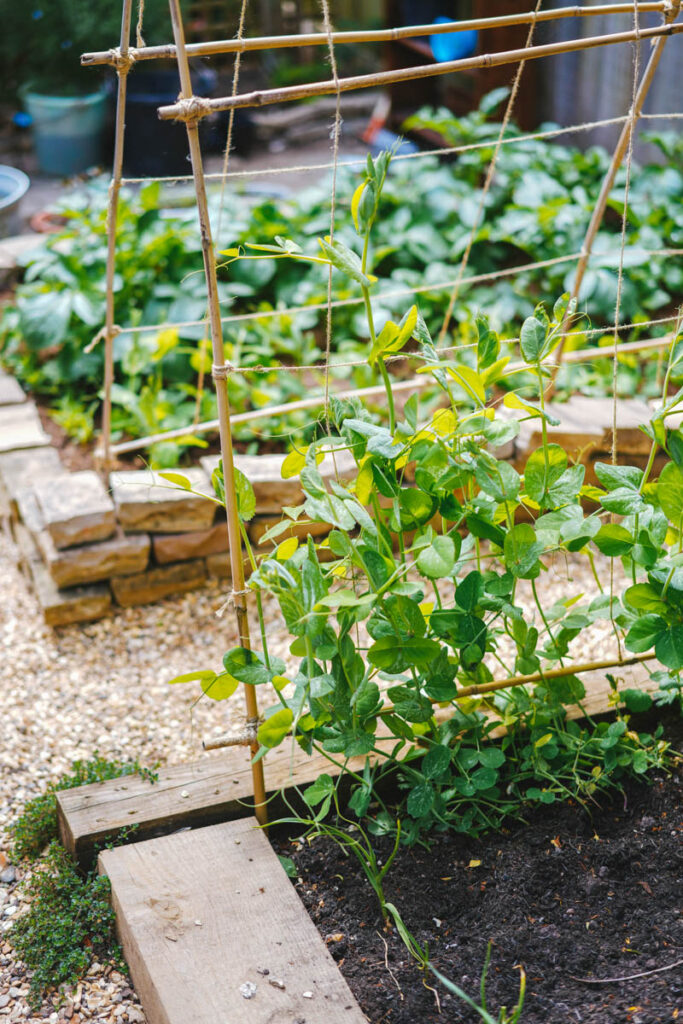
(170, 152, 681, 842)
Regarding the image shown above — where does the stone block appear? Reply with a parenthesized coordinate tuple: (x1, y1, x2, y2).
(33, 470, 116, 549)
(0, 374, 26, 407)
(247, 515, 331, 549)
(200, 448, 356, 516)
(205, 551, 252, 580)
(14, 523, 112, 627)
(110, 559, 207, 608)
(14, 487, 44, 535)
(0, 402, 50, 453)
(110, 469, 215, 534)
(36, 530, 150, 588)
(153, 522, 229, 565)
(0, 446, 65, 516)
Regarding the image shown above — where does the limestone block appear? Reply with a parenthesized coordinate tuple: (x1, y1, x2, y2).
(0, 402, 50, 453)
(110, 469, 215, 534)
(153, 522, 229, 565)
(200, 448, 356, 516)
(33, 471, 116, 549)
(205, 551, 252, 580)
(36, 530, 150, 588)
(0, 446, 64, 516)
(110, 559, 207, 608)
(14, 523, 111, 627)
(247, 515, 331, 549)
(0, 374, 26, 407)
(14, 487, 44, 535)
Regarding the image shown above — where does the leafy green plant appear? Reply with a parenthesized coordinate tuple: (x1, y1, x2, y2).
(7, 753, 157, 861)
(10, 841, 124, 1010)
(2, 92, 681, 457)
(168, 151, 679, 846)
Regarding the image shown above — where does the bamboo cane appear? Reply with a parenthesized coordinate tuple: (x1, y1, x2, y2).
(81, 2, 669, 66)
(166, 0, 267, 826)
(157, 22, 683, 121)
(204, 653, 656, 750)
(95, 0, 134, 471)
(108, 330, 674, 456)
(550, 0, 682, 388)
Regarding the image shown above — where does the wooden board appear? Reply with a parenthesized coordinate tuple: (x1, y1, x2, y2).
(60, 661, 657, 866)
(99, 816, 368, 1024)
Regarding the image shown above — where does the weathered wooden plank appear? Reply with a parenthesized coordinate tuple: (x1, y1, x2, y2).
(58, 660, 658, 866)
(57, 740, 364, 867)
(99, 817, 368, 1024)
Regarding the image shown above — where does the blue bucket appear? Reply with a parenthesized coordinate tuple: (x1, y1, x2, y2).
(430, 17, 478, 63)
(21, 89, 108, 176)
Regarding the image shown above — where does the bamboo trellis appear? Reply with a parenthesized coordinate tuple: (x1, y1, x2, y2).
(85, 0, 682, 822)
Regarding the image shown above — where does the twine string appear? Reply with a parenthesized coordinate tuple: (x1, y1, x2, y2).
(438, 0, 543, 343)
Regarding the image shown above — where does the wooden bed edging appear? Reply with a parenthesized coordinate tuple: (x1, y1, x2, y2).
(99, 816, 368, 1024)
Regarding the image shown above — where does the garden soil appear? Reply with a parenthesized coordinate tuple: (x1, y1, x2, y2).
(289, 712, 682, 1024)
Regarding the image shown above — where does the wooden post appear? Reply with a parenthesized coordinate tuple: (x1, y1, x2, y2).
(551, 0, 682, 384)
(166, 0, 268, 826)
(98, 0, 134, 470)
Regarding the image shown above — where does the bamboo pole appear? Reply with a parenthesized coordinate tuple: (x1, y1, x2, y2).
(385, 653, 656, 710)
(81, 2, 669, 66)
(158, 22, 683, 120)
(108, 330, 674, 456)
(205, 653, 656, 750)
(166, 0, 267, 826)
(551, 0, 682, 384)
(96, 0, 134, 471)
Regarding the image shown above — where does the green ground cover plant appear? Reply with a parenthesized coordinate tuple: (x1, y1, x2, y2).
(5, 755, 157, 1008)
(169, 151, 681, 848)
(7, 752, 157, 860)
(1, 94, 681, 463)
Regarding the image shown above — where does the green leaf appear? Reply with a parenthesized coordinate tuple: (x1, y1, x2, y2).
(593, 523, 634, 556)
(503, 523, 543, 579)
(257, 708, 293, 749)
(351, 678, 381, 719)
(407, 782, 434, 818)
(624, 583, 668, 615)
(369, 637, 441, 673)
(223, 647, 271, 686)
(524, 445, 567, 505)
(655, 624, 683, 670)
(520, 315, 547, 363)
(471, 766, 498, 790)
(318, 236, 375, 288)
(422, 745, 451, 779)
(416, 535, 456, 579)
(455, 571, 483, 612)
(167, 669, 216, 685)
(278, 855, 298, 879)
(234, 467, 256, 521)
(624, 614, 667, 654)
(621, 688, 653, 713)
(201, 672, 240, 701)
(600, 487, 644, 516)
(658, 461, 683, 525)
(594, 462, 643, 490)
(478, 747, 505, 769)
(303, 774, 335, 806)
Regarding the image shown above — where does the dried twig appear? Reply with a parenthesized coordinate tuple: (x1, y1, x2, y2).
(570, 958, 683, 984)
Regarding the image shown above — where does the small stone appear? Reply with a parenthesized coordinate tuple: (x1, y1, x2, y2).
(302, 991, 313, 999)
(256, 967, 269, 976)
(0, 402, 50, 453)
(0, 447, 63, 515)
(239, 982, 257, 1000)
(180, 790, 189, 799)
(268, 978, 285, 990)
(0, 996, 9, 1009)
(0, 867, 16, 885)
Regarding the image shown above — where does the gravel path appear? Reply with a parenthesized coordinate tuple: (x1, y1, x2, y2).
(0, 530, 630, 1022)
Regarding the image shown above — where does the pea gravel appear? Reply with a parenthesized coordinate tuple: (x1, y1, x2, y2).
(0, 530, 629, 1022)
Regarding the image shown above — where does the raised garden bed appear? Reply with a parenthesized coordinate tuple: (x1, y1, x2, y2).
(288, 710, 683, 1024)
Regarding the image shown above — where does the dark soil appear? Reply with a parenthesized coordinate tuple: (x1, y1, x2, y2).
(288, 713, 683, 1024)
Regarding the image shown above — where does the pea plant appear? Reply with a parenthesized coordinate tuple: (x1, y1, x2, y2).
(172, 152, 681, 842)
